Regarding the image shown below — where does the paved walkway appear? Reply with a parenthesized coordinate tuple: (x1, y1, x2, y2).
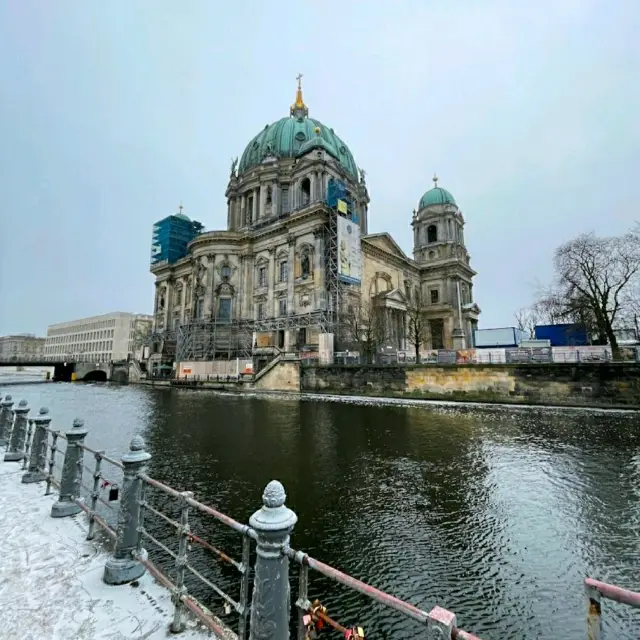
(0, 462, 213, 639)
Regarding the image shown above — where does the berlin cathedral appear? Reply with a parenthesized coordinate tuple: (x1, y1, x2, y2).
(149, 78, 480, 373)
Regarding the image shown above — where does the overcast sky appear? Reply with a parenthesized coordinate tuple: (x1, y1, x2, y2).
(1, 0, 638, 336)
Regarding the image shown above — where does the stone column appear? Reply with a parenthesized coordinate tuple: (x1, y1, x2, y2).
(204, 255, 215, 319)
(0, 394, 14, 447)
(240, 195, 246, 227)
(104, 435, 151, 585)
(267, 249, 275, 317)
(163, 282, 172, 331)
(249, 481, 297, 640)
(310, 173, 316, 203)
(259, 184, 267, 219)
(253, 188, 258, 222)
(4, 399, 29, 462)
(272, 181, 279, 214)
(286, 238, 296, 349)
(22, 406, 51, 484)
(51, 418, 88, 517)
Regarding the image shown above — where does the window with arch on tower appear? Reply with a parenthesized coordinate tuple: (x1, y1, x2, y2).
(427, 224, 438, 243)
(301, 178, 311, 206)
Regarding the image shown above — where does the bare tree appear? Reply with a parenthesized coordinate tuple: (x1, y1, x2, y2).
(132, 322, 152, 360)
(406, 292, 429, 363)
(514, 307, 539, 339)
(537, 232, 640, 357)
(340, 298, 389, 363)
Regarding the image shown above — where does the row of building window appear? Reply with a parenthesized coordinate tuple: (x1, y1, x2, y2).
(47, 319, 116, 337)
(241, 178, 321, 226)
(256, 254, 311, 287)
(47, 329, 114, 345)
(256, 299, 287, 320)
(419, 222, 464, 245)
(46, 341, 114, 355)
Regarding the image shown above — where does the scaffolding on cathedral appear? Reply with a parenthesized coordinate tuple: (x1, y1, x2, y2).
(173, 311, 332, 362)
(155, 188, 359, 364)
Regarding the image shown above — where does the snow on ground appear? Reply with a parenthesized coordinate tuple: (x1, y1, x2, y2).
(0, 462, 214, 640)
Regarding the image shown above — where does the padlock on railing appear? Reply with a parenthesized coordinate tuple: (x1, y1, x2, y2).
(223, 601, 232, 615)
(344, 626, 365, 640)
(302, 615, 319, 640)
(310, 599, 327, 632)
(108, 483, 119, 502)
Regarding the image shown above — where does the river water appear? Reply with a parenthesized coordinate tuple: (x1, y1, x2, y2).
(3, 382, 640, 639)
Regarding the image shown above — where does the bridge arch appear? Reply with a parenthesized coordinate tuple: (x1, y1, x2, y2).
(83, 370, 108, 383)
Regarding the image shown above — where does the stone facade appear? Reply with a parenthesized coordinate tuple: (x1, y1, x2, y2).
(45, 312, 153, 363)
(0, 334, 45, 361)
(150, 80, 480, 367)
(300, 363, 640, 408)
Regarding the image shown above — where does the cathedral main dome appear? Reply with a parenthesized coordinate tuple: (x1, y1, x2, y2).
(237, 78, 358, 178)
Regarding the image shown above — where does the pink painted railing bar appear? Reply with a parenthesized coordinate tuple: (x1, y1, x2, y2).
(288, 547, 482, 639)
(585, 577, 640, 608)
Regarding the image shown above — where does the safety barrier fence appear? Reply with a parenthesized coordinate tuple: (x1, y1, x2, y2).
(1, 392, 637, 639)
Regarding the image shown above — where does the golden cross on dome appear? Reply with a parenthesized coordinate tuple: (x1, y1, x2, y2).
(433, 173, 439, 188)
(291, 73, 308, 116)
(178, 202, 184, 214)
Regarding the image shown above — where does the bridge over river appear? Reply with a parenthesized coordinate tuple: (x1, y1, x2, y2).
(0, 356, 131, 382)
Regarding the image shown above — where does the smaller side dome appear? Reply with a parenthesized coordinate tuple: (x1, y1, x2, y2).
(419, 175, 457, 209)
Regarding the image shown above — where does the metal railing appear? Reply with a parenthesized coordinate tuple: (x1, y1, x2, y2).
(333, 346, 639, 366)
(585, 577, 640, 640)
(3, 392, 638, 638)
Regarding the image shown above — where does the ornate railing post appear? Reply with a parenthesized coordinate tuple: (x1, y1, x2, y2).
(51, 418, 88, 517)
(249, 480, 298, 640)
(23, 407, 51, 484)
(22, 417, 34, 469)
(4, 399, 29, 462)
(0, 394, 14, 447)
(103, 434, 151, 585)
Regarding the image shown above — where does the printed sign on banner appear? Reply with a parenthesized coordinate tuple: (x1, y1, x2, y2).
(337, 215, 362, 284)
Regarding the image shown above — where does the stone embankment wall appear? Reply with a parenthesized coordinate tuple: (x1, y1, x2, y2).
(254, 359, 300, 392)
(300, 363, 640, 408)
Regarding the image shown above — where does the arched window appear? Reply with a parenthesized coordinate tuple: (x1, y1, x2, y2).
(301, 178, 311, 206)
(427, 225, 438, 243)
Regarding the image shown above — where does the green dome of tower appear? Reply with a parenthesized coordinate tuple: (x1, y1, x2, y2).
(237, 78, 358, 178)
(419, 175, 457, 209)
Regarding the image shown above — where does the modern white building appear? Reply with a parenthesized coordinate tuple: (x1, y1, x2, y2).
(44, 312, 153, 363)
(0, 334, 46, 361)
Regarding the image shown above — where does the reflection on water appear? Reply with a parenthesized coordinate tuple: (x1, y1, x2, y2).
(5, 382, 640, 638)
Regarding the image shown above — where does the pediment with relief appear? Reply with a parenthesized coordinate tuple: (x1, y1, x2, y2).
(362, 233, 409, 260)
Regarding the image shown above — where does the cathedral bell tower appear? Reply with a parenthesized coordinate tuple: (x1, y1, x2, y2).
(412, 175, 479, 349)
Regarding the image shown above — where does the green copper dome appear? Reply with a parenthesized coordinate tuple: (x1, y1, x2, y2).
(237, 81, 358, 177)
(419, 177, 457, 209)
